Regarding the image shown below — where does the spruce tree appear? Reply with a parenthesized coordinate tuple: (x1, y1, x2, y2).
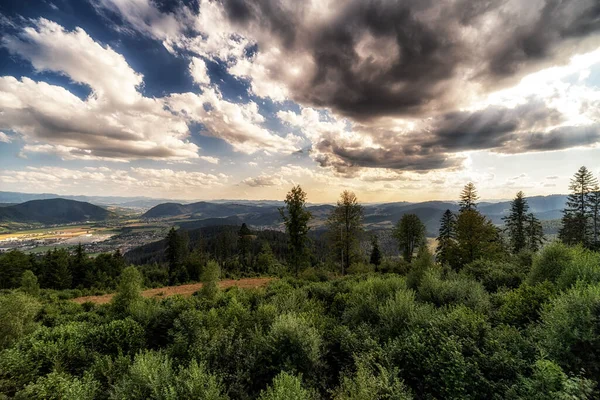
(459, 182, 479, 211)
(369, 235, 382, 267)
(279, 186, 312, 276)
(559, 166, 598, 247)
(436, 209, 456, 265)
(503, 191, 529, 253)
(525, 213, 544, 252)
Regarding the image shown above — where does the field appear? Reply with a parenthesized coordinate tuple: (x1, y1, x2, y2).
(72, 277, 274, 304)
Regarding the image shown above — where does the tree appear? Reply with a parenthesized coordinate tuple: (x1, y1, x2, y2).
(525, 213, 544, 252)
(44, 249, 72, 290)
(436, 209, 456, 265)
(503, 191, 529, 253)
(393, 214, 426, 263)
(165, 227, 189, 284)
(590, 186, 600, 250)
(369, 235, 382, 267)
(559, 166, 598, 247)
(238, 223, 253, 271)
(327, 191, 364, 275)
(200, 260, 220, 300)
(20, 270, 40, 297)
(112, 266, 143, 315)
(280, 186, 312, 276)
(70, 243, 89, 288)
(454, 209, 503, 268)
(459, 182, 479, 211)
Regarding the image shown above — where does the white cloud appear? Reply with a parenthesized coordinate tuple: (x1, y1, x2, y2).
(0, 131, 11, 143)
(166, 88, 300, 154)
(189, 57, 211, 86)
(3, 18, 143, 104)
(0, 76, 198, 161)
(199, 156, 219, 164)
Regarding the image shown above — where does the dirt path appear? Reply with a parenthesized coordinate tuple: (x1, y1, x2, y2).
(72, 277, 274, 305)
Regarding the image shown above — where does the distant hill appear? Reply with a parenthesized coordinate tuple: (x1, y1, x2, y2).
(142, 194, 568, 237)
(0, 191, 174, 209)
(0, 198, 113, 224)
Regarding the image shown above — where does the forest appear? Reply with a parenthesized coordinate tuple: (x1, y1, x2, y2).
(1, 165, 600, 399)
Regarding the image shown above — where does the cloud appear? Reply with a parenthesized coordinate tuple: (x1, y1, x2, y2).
(0, 18, 300, 162)
(0, 131, 11, 143)
(0, 166, 228, 195)
(199, 155, 220, 164)
(3, 18, 143, 104)
(189, 57, 211, 86)
(166, 88, 300, 153)
(0, 76, 198, 161)
(241, 174, 287, 187)
(107, 0, 600, 119)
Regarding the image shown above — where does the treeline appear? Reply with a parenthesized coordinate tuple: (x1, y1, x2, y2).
(0, 245, 125, 291)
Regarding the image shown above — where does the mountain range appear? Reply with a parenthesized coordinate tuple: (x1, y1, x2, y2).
(142, 194, 568, 236)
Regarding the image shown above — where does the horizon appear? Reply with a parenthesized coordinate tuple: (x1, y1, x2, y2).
(1, 1, 600, 202)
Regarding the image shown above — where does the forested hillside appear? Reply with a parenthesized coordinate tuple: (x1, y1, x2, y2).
(0, 166, 600, 399)
(0, 199, 113, 224)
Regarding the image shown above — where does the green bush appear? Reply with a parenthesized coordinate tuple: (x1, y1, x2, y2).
(462, 259, 524, 292)
(556, 247, 600, 290)
(334, 359, 412, 400)
(417, 270, 490, 313)
(529, 242, 573, 285)
(111, 266, 143, 316)
(258, 371, 313, 400)
(14, 372, 99, 400)
(538, 283, 600, 377)
(494, 282, 555, 327)
(0, 292, 41, 349)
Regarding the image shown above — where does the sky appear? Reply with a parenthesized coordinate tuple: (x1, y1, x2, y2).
(0, 0, 599, 203)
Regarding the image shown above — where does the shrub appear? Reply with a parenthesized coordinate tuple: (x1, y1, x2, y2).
(20, 270, 40, 297)
(510, 359, 595, 400)
(494, 282, 555, 327)
(333, 359, 413, 400)
(15, 372, 99, 400)
(258, 371, 313, 400)
(528, 242, 573, 285)
(556, 247, 600, 290)
(462, 259, 524, 292)
(0, 292, 41, 349)
(347, 262, 375, 275)
(417, 270, 490, 313)
(111, 266, 143, 316)
(538, 283, 600, 377)
(200, 261, 220, 300)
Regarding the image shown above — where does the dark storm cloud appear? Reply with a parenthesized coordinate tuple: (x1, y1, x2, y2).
(311, 101, 583, 175)
(220, 0, 600, 119)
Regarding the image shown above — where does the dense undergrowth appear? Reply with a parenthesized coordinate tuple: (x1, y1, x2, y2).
(1, 242, 600, 399)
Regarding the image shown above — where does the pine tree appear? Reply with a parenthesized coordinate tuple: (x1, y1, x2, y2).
(559, 166, 598, 247)
(436, 209, 456, 265)
(525, 213, 544, 252)
(165, 227, 189, 284)
(279, 186, 312, 276)
(503, 191, 529, 253)
(393, 214, 426, 263)
(327, 191, 364, 275)
(369, 235, 382, 267)
(459, 182, 479, 211)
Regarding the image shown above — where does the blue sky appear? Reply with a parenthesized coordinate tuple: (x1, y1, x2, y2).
(1, 0, 600, 202)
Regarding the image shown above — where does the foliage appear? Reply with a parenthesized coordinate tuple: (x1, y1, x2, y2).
(20, 270, 40, 297)
(392, 214, 425, 263)
(0, 292, 41, 349)
(459, 182, 479, 211)
(369, 236, 382, 267)
(258, 372, 313, 400)
(436, 209, 456, 266)
(327, 191, 364, 275)
(560, 166, 599, 248)
(280, 186, 312, 276)
(111, 266, 143, 315)
(199, 260, 220, 300)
